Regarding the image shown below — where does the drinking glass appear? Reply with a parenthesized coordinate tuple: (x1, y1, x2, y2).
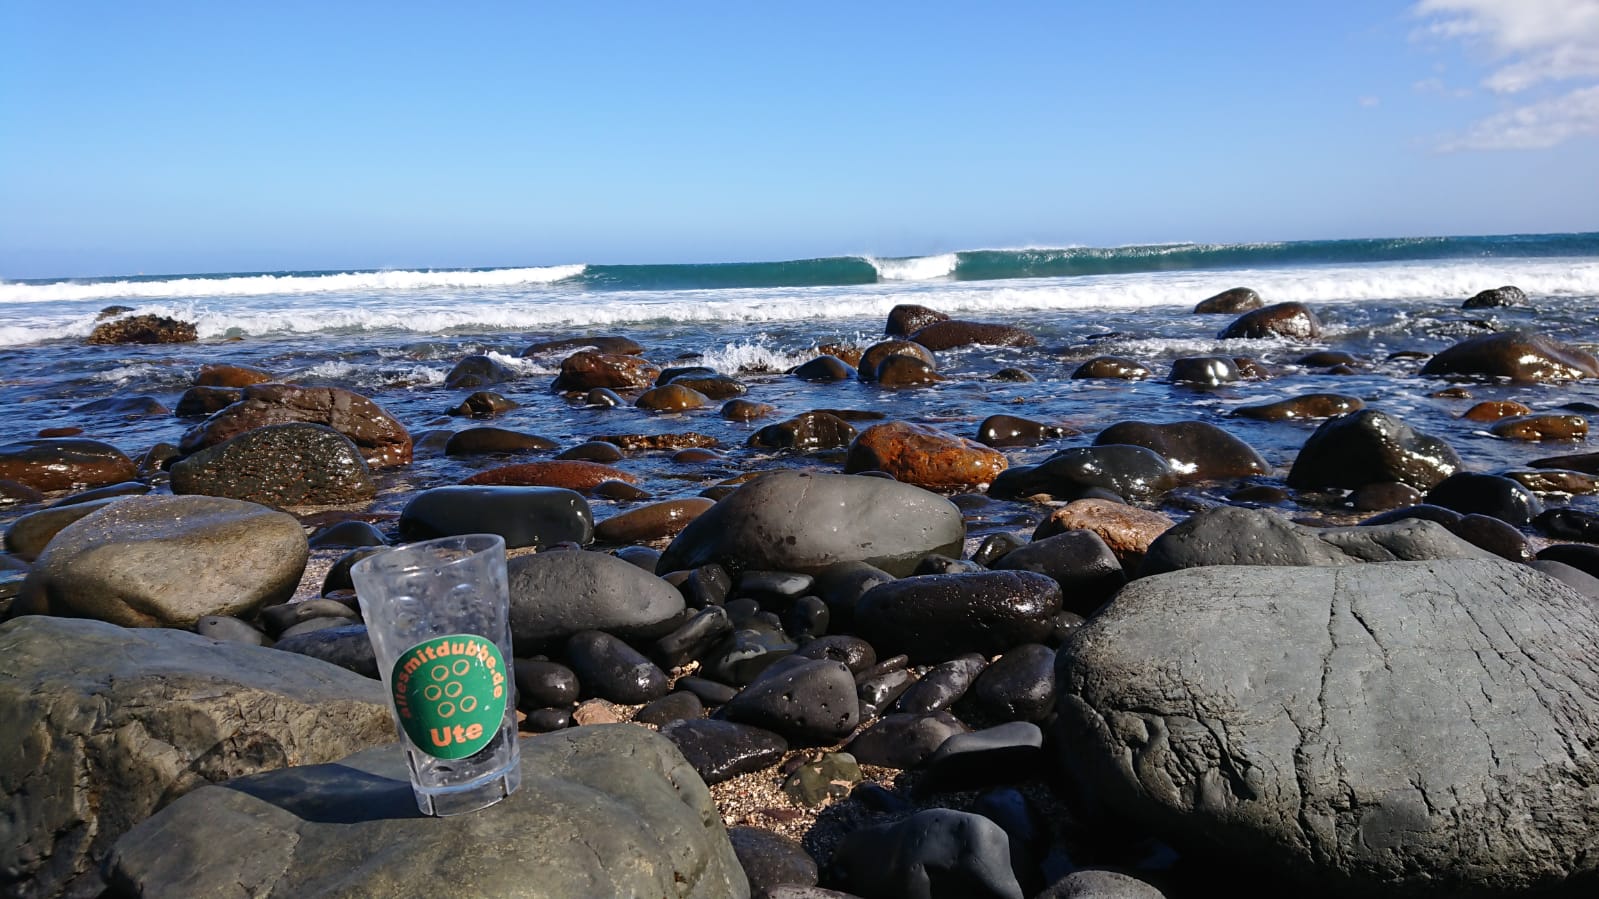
(352, 533, 521, 815)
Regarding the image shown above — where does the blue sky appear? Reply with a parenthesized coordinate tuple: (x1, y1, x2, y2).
(2, 1, 1597, 278)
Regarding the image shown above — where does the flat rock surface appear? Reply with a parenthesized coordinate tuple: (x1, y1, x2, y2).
(103, 725, 749, 899)
(1057, 560, 1599, 897)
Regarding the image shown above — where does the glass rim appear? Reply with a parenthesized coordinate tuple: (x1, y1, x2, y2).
(350, 533, 506, 582)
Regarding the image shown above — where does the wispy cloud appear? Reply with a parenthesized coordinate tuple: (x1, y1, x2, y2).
(1415, 0, 1599, 149)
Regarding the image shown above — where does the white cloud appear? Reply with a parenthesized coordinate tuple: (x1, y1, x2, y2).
(1359, 96, 1382, 107)
(1415, 0, 1599, 149)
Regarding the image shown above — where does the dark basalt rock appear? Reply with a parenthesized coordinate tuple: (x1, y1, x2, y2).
(86, 314, 197, 345)
(991, 367, 1036, 382)
(179, 383, 412, 468)
(886, 303, 950, 337)
(847, 711, 970, 770)
(909, 319, 1039, 350)
(702, 626, 800, 687)
(444, 353, 518, 389)
(522, 335, 644, 356)
(794, 634, 877, 673)
(1537, 543, 1599, 579)
(512, 659, 580, 709)
(1462, 285, 1527, 309)
(855, 570, 1061, 663)
(555, 440, 624, 462)
(827, 808, 1025, 899)
(398, 485, 593, 549)
(917, 721, 1047, 791)
(506, 549, 684, 648)
(1168, 356, 1240, 387)
(565, 629, 669, 704)
(729, 826, 819, 897)
(660, 718, 790, 785)
(636, 383, 711, 412)
(1535, 507, 1599, 542)
(662, 372, 747, 399)
(551, 350, 660, 390)
(873, 354, 943, 387)
(1233, 393, 1364, 421)
(1094, 420, 1269, 481)
(4, 498, 121, 561)
(895, 654, 987, 714)
(443, 426, 558, 456)
(1218, 302, 1321, 340)
(448, 390, 519, 418)
(968, 643, 1057, 722)
(1446, 513, 1536, 563)
(272, 623, 378, 678)
(858, 339, 936, 382)
(1287, 409, 1461, 491)
(992, 531, 1125, 617)
(170, 422, 375, 507)
(1194, 286, 1263, 314)
(791, 356, 857, 381)
(977, 414, 1073, 448)
(748, 411, 859, 451)
(653, 606, 734, 669)
(70, 394, 170, 418)
(719, 658, 859, 742)
(988, 445, 1179, 501)
(1071, 356, 1152, 380)
(1528, 451, 1599, 474)
(857, 667, 918, 719)
(1350, 481, 1424, 512)
(1423, 472, 1544, 526)
(175, 385, 243, 418)
(635, 690, 705, 727)
(1421, 331, 1599, 382)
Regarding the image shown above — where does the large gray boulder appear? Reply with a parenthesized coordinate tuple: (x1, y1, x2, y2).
(14, 495, 308, 628)
(1138, 505, 1495, 576)
(658, 471, 964, 577)
(103, 724, 749, 899)
(1057, 561, 1599, 896)
(0, 616, 394, 899)
(507, 549, 685, 649)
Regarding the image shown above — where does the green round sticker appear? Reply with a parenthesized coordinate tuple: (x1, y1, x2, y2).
(390, 634, 508, 759)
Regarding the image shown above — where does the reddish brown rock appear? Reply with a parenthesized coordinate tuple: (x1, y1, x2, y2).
(594, 497, 717, 543)
(444, 427, 558, 456)
(885, 304, 950, 337)
(908, 320, 1038, 350)
(194, 364, 274, 388)
(463, 460, 636, 490)
(86, 314, 197, 345)
(591, 433, 720, 451)
(1463, 401, 1533, 422)
(844, 421, 1007, 491)
(36, 427, 84, 438)
(874, 355, 943, 387)
(522, 336, 644, 356)
(0, 438, 137, 492)
(175, 386, 244, 418)
(1491, 415, 1588, 441)
(448, 391, 520, 418)
(636, 384, 710, 412)
(791, 356, 856, 381)
(1218, 302, 1321, 340)
(1422, 332, 1599, 383)
(672, 448, 722, 463)
(177, 384, 412, 468)
(1032, 499, 1175, 568)
(817, 343, 864, 368)
(859, 340, 935, 382)
(721, 400, 776, 421)
(1233, 394, 1364, 422)
(1072, 357, 1151, 380)
(1194, 287, 1264, 314)
(551, 351, 661, 391)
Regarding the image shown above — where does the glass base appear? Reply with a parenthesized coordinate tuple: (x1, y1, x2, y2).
(413, 763, 522, 816)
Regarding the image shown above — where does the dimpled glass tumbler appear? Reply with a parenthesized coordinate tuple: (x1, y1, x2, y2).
(352, 533, 521, 816)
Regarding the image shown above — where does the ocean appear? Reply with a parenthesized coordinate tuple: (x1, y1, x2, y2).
(4, 232, 1599, 530)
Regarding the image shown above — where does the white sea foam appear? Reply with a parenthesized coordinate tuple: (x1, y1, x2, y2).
(867, 253, 959, 281)
(0, 265, 588, 303)
(696, 338, 823, 374)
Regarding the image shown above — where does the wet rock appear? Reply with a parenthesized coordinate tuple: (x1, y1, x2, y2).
(1140, 505, 1494, 576)
(0, 616, 393, 899)
(1537, 543, 1599, 578)
(992, 367, 1035, 382)
(71, 394, 170, 418)
(1490, 414, 1588, 441)
(886, 303, 950, 337)
(104, 725, 747, 899)
(896, 654, 987, 715)
(1168, 356, 1239, 387)
(595, 497, 716, 543)
(795, 634, 878, 674)
(566, 630, 670, 704)
(659, 471, 964, 577)
(448, 390, 520, 418)
(513, 659, 580, 709)
(1503, 467, 1599, 495)
(507, 548, 684, 647)
(1462, 285, 1527, 309)
(1424, 472, 1544, 525)
(444, 353, 518, 389)
(1296, 350, 1360, 367)
(272, 623, 378, 678)
(1447, 513, 1536, 563)
(919, 721, 1047, 791)
(989, 445, 1178, 501)
(1528, 451, 1599, 474)
(1233, 393, 1364, 421)
(858, 340, 935, 382)
(398, 485, 593, 549)
(1071, 356, 1152, 380)
(1094, 420, 1268, 481)
(593, 431, 720, 451)
(522, 335, 644, 356)
(724, 399, 777, 421)
(1350, 481, 1424, 512)
(992, 531, 1125, 617)
(847, 711, 970, 770)
(663, 372, 748, 399)
(463, 459, 633, 490)
(817, 344, 864, 368)
(845, 421, 1007, 491)
(873, 354, 943, 387)
(444, 426, 558, 456)
(555, 440, 624, 463)
(585, 387, 624, 407)
(0, 478, 45, 507)
(909, 319, 1038, 350)
(1421, 331, 1599, 382)
(703, 625, 800, 687)
(855, 570, 1061, 662)
(968, 644, 1057, 722)
(16, 495, 307, 628)
(828, 808, 1024, 899)
(1057, 560, 1599, 896)
(1287, 409, 1461, 490)
(1462, 400, 1532, 422)
(179, 383, 412, 467)
(719, 658, 859, 742)
(86, 313, 197, 344)
(857, 667, 918, 719)
(170, 422, 375, 507)
(1218, 302, 1321, 340)
(637, 383, 711, 412)
(552, 350, 661, 390)
(194, 363, 274, 388)
(1194, 287, 1263, 314)
(977, 414, 1073, 448)
(1535, 507, 1599, 542)
(1232, 356, 1274, 379)
(792, 355, 857, 381)
(0, 437, 137, 493)
(749, 411, 859, 451)
(661, 718, 789, 785)
(1031, 500, 1173, 569)
(175, 385, 243, 417)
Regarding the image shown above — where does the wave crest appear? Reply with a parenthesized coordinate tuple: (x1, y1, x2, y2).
(0, 265, 588, 303)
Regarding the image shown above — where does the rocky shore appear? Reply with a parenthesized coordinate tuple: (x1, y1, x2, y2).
(4, 290, 1599, 898)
